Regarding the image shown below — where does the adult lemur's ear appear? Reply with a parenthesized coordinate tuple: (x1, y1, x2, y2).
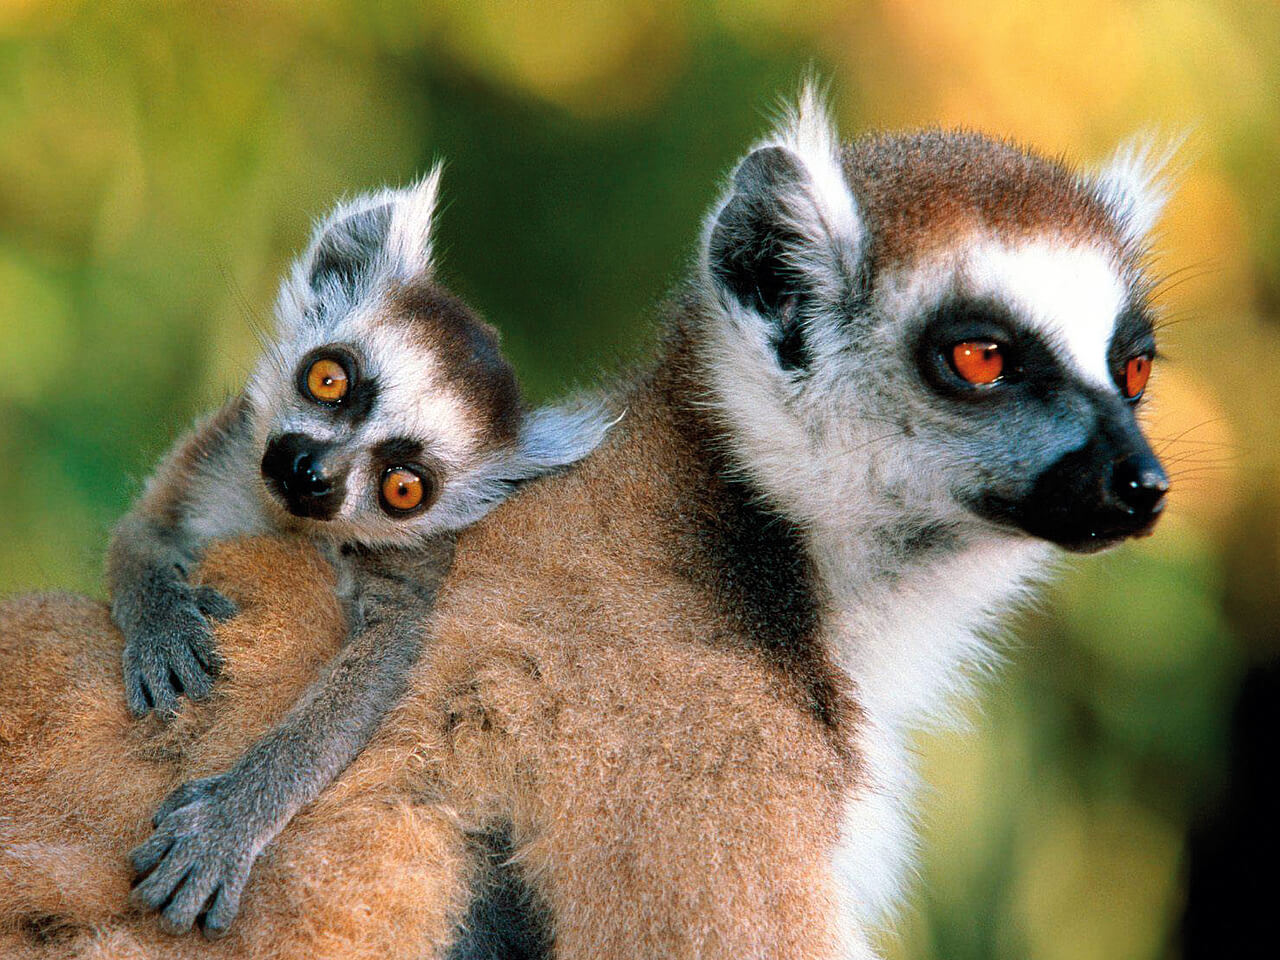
(1091, 132, 1185, 247)
(703, 85, 865, 370)
(279, 166, 444, 326)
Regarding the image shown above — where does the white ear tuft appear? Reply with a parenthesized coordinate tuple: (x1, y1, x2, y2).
(275, 166, 446, 333)
(385, 163, 444, 278)
(1093, 131, 1186, 245)
(763, 80, 861, 249)
(701, 80, 864, 341)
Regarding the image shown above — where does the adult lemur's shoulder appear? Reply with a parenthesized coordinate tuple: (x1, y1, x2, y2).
(428, 87, 1174, 957)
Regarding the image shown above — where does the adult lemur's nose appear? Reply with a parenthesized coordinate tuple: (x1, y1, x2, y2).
(1109, 452, 1169, 518)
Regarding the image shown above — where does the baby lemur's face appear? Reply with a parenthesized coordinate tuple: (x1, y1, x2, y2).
(703, 102, 1175, 554)
(249, 283, 522, 546)
(243, 171, 581, 548)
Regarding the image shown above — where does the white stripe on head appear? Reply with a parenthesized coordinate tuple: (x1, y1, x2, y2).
(337, 304, 478, 468)
(962, 241, 1126, 390)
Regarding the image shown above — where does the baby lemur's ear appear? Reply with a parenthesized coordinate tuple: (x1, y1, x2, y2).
(509, 399, 616, 477)
(429, 398, 615, 533)
(279, 166, 444, 327)
(702, 84, 866, 372)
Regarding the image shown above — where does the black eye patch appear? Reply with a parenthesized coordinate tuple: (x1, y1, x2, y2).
(912, 297, 1069, 403)
(370, 436, 425, 467)
(369, 437, 445, 517)
(1107, 304, 1158, 368)
(294, 345, 379, 425)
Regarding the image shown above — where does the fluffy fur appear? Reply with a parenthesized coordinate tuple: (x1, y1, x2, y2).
(103, 175, 611, 937)
(0, 87, 1174, 958)
(0, 539, 473, 959)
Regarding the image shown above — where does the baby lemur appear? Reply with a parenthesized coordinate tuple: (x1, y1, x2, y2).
(107, 170, 607, 937)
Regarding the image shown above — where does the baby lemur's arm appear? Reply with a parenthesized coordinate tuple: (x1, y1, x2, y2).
(129, 539, 453, 938)
(108, 395, 259, 716)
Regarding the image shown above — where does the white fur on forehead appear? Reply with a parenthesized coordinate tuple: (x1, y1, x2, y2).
(1093, 131, 1184, 245)
(962, 240, 1127, 390)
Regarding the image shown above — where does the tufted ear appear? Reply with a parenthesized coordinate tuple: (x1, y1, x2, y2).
(279, 166, 444, 329)
(508, 398, 616, 477)
(702, 85, 866, 371)
(427, 397, 616, 533)
(306, 199, 395, 294)
(1092, 132, 1185, 246)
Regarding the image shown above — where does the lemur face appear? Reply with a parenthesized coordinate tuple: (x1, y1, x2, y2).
(882, 239, 1165, 552)
(703, 91, 1175, 553)
(243, 172, 537, 548)
(251, 289, 522, 547)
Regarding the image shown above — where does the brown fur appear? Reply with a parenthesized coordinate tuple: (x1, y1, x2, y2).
(0, 538, 472, 959)
(0, 318, 859, 958)
(845, 130, 1125, 268)
(387, 280, 522, 450)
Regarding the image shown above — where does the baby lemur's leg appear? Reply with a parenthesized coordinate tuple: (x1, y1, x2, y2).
(108, 395, 253, 716)
(128, 537, 455, 939)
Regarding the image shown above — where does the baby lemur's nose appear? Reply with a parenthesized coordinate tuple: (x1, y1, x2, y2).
(291, 450, 332, 497)
(261, 433, 346, 520)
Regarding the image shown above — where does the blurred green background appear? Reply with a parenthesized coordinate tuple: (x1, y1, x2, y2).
(0, 1, 1276, 957)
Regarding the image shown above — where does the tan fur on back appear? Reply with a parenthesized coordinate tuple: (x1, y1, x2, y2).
(0, 538, 471, 959)
(0, 380, 855, 958)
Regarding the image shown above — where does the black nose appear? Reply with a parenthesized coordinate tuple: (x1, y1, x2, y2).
(981, 410, 1170, 554)
(1110, 453, 1170, 517)
(290, 449, 332, 498)
(261, 433, 346, 520)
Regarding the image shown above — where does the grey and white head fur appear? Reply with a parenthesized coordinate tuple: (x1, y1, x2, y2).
(245, 169, 607, 548)
(693, 87, 1178, 935)
(698, 86, 1174, 572)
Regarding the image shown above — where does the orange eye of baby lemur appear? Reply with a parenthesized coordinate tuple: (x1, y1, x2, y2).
(305, 358, 350, 403)
(950, 340, 1005, 385)
(1122, 354, 1152, 400)
(380, 467, 426, 514)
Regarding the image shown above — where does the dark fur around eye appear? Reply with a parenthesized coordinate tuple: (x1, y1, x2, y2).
(370, 437, 422, 465)
(913, 297, 1067, 402)
(1107, 304, 1158, 396)
(295, 346, 378, 423)
(370, 437, 444, 517)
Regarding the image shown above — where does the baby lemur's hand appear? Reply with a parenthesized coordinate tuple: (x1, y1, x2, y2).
(119, 578, 236, 717)
(130, 771, 259, 938)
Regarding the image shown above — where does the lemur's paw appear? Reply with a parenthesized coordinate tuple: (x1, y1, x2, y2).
(121, 584, 232, 718)
(130, 774, 254, 939)
(192, 584, 239, 622)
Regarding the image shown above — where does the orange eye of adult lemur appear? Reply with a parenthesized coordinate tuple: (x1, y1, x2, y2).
(380, 467, 427, 514)
(950, 340, 1005, 385)
(304, 358, 350, 404)
(1122, 354, 1152, 400)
